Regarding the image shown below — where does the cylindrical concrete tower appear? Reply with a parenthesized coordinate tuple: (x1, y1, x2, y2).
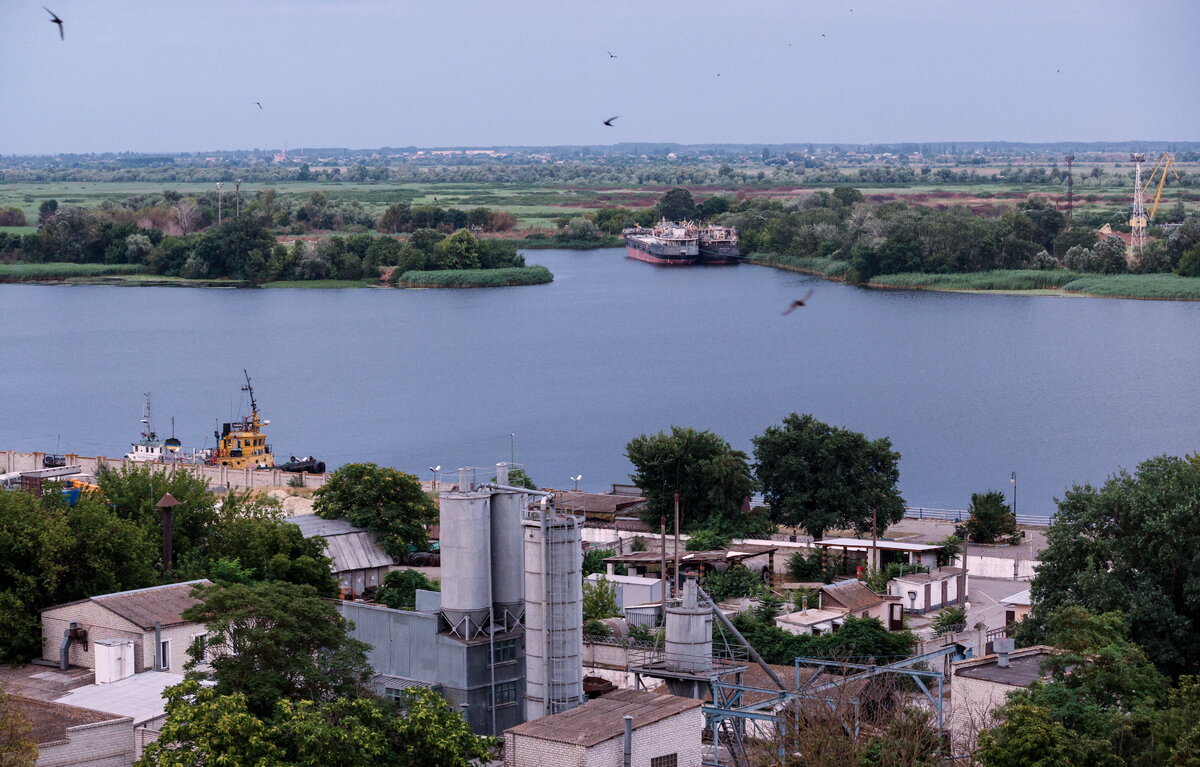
(665, 577, 712, 674)
(523, 509, 585, 721)
(490, 488, 526, 630)
(439, 490, 493, 639)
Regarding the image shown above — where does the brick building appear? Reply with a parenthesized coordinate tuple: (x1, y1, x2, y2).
(17, 696, 134, 767)
(504, 689, 704, 767)
(40, 581, 210, 673)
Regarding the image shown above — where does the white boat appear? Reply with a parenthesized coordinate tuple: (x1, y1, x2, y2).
(124, 393, 184, 462)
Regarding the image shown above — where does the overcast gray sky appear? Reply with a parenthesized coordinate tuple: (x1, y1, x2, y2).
(1, 0, 1197, 155)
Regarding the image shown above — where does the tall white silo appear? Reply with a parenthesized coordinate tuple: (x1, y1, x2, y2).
(439, 488, 493, 640)
(490, 485, 526, 631)
(522, 508, 585, 721)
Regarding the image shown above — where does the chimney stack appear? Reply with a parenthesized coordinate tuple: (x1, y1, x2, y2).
(994, 638, 1015, 668)
(156, 493, 181, 572)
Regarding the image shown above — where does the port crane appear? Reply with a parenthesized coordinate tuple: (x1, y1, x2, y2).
(1129, 152, 1181, 254)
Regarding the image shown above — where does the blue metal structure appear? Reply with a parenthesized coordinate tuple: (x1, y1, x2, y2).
(702, 644, 968, 767)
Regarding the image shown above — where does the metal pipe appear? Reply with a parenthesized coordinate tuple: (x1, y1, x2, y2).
(673, 493, 680, 597)
(482, 482, 553, 498)
(623, 715, 633, 767)
(659, 516, 667, 622)
(154, 621, 163, 671)
(699, 585, 787, 691)
(59, 622, 76, 670)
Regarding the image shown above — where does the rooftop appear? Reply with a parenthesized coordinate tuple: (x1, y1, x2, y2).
(821, 580, 885, 611)
(585, 573, 663, 586)
(891, 566, 966, 584)
(505, 689, 703, 747)
(288, 513, 363, 538)
(289, 514, 393, 572)
(43, 580, 210, 630)
(776, 607, 848, 626)
(953, 646, 1055, 688)
(1002, 589, 1032, 606)
(53, 671, 185, 727)
(552, 491, 646, 519)
(16, 697, 129, 745)
(815, 538, 944, 553)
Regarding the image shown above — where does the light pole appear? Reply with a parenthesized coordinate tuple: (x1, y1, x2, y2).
(510, 433, 515, 467)
(235, 178, 242, 218)
(571, 474, 582, 491)
(216, 182, 224, 225)
(428, 465, 441, 491)
(1010, 472, 1017, 518)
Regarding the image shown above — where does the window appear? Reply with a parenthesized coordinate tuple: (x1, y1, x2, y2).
(651, 755, 678, 767)
(492, 681, 518, 706)
(384, 687, 404, 702)
(158, 639, 171, 670)
(492, 639, 518, 664)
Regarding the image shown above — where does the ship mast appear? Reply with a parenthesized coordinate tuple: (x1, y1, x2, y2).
(140, 392, 157, 442)
(241, 369, 259, 419)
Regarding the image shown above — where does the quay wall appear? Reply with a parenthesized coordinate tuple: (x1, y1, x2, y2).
(1, 450, 327, 491)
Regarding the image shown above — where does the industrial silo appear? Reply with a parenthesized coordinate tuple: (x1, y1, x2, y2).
(665, 577, 713, 674)
(439, 487, 493, 640)
(522, 508, 585, 721)
(490, 486, 526, 631)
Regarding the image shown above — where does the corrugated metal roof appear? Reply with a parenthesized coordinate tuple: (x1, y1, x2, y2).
(371, 674, 437, 691)
(821, 580, 884, 612)
(505, 689, 703, 747)
(321, 531, 394, 573)
(289, 513, 364, 538)
(287, 514, 393, 573)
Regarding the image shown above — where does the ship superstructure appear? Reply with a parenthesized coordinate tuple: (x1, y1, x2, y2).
(209, 371, 274, 470)
(623, 220, 740, 266)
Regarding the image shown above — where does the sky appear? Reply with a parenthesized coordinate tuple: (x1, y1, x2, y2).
(1, 0, 1197, 155)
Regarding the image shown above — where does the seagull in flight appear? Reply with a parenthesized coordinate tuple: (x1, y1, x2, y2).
(603, 116, 618, 127)
(44, 6, 63, 40)
(782, 290, 815, 315)
(255, 102, 263, 110)
(607, 51, 617, 58)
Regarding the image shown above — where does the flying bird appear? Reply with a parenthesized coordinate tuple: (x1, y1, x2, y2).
(607, 51, 617, 58)
(603, 116, 618, 127)
(255, 102, 263, 110)
(43, 6, 63, 40)
(821, 33, 826, 37)
(782, 290, 815, 315)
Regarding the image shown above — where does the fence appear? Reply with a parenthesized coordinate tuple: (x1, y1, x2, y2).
(904, 506, 1053, 527)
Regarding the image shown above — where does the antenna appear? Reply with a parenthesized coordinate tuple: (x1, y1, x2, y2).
(241, 369, 258, 416)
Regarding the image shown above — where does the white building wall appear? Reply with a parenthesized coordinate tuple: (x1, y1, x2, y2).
(505, 707, 704, 767)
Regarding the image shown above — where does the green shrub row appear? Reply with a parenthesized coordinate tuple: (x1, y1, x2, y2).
(747, 253, 848, 277)
(1061, 274, 1200, 300)
(396, 265, 553, 287)
(868, 269, 1083, 290)
(502, 236, 622, 250)
(0, 262, 148, 280)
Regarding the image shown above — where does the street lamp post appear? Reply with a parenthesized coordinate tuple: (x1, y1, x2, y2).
(1010, 472, 1017, 518)
(216, 182, 224, 225)
(428, 465, 441, 491)
(235, 178, 242, 218)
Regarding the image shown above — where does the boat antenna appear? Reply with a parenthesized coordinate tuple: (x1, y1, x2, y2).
(242, 369, 259, 416)
(140, 392, 156, 442)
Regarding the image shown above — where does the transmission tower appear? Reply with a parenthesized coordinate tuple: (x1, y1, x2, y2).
(1129, 153, 1147, 254)
(1064, 155, 1075, 225)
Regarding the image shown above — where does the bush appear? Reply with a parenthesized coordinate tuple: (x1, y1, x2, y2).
(786, 551, 824, 581)
(375, 569, 439, 611)
(395, 265, 553, 287)
(583, 576, 619, 621)
(685, 529, 731, 551)
(704, 565, 764, 602)
(630, 536, 648, 553)
(932, 606, 967, 635)
(584, 618, 612, 638)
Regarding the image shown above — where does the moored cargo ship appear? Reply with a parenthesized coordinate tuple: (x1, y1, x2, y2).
(697, 224, 742, 265)
(623, 221, 699, 266)
(623, 220, 740, 266)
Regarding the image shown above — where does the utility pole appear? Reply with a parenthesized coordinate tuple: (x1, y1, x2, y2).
(235, 178, 242, 218)
(1010, 472, 1017, 518)
(673, 493, 681, 596)
(1064, 155, 1075, 225)
(660, 516, 668, 620)
(216, 182, 224, 225)
(870, 506, 878, 572)
(1130, 153, 1148, 256)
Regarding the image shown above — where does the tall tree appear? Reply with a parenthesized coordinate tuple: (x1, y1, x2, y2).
(1020, 454, 1200, 677)
(0, 492, 73, 662)
(752, 413, 904, 541)
(963, 491, 1018, 544)
(625, 426, 754, 534)
(656, 187, 698, 221)
(183, 581, 372, 717)
(0, 684, 37, 767)
(313, 463, 436, 557)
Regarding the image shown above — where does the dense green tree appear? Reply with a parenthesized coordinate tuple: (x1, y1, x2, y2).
(375, 569, 439, 611)
(976, 701, 1087, 767)
(728, 614, 914, 666)
(59, 493, 158, 601)
(1019, 455, 1200, 677)
(96, 464, 217, 567)
(685, 528, 731, 551)
(0, 683, 37, 767)
(184, 581, 372, 717)
(434, 229, 482, 269)
(656, 187, 697, 221)
(0, 492, 73, 661)
(313, 463, 436, 557)
(752, 413, 904, 542)
(625, 426, 755, 534)
(582, 576, 619, 621)
(410, 228, 445, 253)
(703, 565, 764, 602)
(963, 491, 1018, 544)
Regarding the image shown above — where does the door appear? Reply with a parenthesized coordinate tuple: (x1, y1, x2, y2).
(941, 580, 948, 608)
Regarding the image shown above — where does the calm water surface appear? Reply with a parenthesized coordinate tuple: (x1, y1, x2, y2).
(2, 248, 1198, 516)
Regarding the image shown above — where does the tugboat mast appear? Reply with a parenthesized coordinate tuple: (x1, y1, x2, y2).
(140, 392, 157, 442)
(241, 369, 258, 417)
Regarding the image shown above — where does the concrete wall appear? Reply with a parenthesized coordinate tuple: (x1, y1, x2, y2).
(504, 706, 703, 767)
(964, 555, 1039, 580)
(2, 450, 327, 491)
(36, 716, 135, 767)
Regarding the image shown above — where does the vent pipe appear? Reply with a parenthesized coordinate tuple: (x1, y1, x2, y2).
(156, 493, 181, 573)
(995, 638, 1015, 668)
(59, 622, 77, 670)
(495, 462, 509, 485)
(801, 595, 809, 615)
(623, 715, 633, 767)
(457, 467, 471, 491)
(154, 621, 164, 671)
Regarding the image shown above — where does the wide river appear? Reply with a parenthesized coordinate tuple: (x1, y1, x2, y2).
(2, 248, 1198, 517)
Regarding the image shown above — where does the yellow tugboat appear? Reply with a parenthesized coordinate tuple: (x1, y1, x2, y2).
(209, 370, 275, 470)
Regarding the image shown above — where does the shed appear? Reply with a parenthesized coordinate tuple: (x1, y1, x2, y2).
(775, 607, 848, 636)
(289, 513, 394, 596)
(1001, 589, 1032, 626)
(820, 580, 904, 630)
(889, 567, 968, 613)
(815, 538, 944, 570)
(585, 574, 665, 613)
(504, 688, 704, 767)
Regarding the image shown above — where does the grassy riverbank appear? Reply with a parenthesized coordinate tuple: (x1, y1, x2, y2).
(746, 253, 850, 279)
(869, 270, 1082, 291)
(0, 262, 148, 281)
(395, 265, 553, 288)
